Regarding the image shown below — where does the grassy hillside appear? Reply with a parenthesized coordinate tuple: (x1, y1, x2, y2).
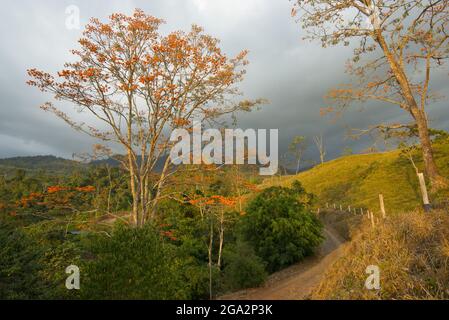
(264, 140, 449, 213)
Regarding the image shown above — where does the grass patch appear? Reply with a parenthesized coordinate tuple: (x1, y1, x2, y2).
(264, 139, 449, 213)
(312, 211, 449, 300)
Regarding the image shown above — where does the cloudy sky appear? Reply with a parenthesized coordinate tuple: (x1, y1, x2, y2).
(1, 0, 448, 166)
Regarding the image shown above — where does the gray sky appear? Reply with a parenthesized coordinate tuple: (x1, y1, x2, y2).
(1, 0, 448, 166)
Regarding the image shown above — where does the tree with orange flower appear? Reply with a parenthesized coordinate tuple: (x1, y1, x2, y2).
(28, 9, 262, 227)
(187, 191, 237, 299)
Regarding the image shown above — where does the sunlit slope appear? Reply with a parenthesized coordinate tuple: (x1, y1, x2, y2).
(264, 141, 449, 213)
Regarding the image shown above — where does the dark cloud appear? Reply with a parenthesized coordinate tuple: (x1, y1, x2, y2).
(0, 0, 448, 165)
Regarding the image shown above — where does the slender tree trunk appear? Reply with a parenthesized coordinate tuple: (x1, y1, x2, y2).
(234, 167, 243, 214)
(106, 165, 112, 213)
(150, 157, 171, 221)
(412, 108, 446, 190)
(208, 219, 214, 300)
(217, 209, 224, 269)
(128, 152, 139, 227)
(375, 29, 446, 191)
(126, 92, 141, 227)
(139, 174, 146, 227)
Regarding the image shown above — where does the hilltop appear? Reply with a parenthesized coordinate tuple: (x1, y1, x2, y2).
(265, 139, 449, 213)
(0, 155, 85, 175)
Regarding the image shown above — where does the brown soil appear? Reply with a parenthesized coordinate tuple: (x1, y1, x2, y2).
(219, 225, 346, 300)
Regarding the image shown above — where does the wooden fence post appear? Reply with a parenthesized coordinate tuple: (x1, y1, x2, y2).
(379, 194, 386, 219)
(339, 204, 342, 211)
(370, 211, 375, 228)
(417, 173, 431, 212)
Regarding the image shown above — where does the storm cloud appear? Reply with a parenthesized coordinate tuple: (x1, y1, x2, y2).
(0, 0, 448, 166)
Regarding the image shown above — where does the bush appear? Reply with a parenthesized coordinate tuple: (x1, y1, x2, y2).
(0, 223, 44, 299)
(221, 241, 267, 292)
(240, 183, 324, 272)
(0, 218, 84, 300)
(81, 223, 188, 300)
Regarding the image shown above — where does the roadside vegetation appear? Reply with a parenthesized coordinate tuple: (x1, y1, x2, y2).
(312, 211, 449, 300)
(0, 163, 322, 299)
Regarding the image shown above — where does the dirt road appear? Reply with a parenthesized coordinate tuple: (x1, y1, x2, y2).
(220, 226, 346, 300)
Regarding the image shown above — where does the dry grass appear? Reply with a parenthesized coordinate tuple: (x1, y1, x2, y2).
(312, 211, 449, 300)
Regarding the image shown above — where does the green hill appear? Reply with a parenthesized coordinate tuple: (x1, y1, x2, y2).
(264, 140, 449, 214)
(0, 155, 85, 175)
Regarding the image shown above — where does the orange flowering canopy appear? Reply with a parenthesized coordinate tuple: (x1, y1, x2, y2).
(27, 9, 262, 225)
(27, 9, 257, 142)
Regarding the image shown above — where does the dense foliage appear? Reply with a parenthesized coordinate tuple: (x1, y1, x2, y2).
(81, 224, 188, 299)
(240, 182, 324, 272)
(0, 162, 321, 299)
(0, 223, 44, 299)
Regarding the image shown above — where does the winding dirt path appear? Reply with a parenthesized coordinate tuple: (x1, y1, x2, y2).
(220, 226, 346, 300)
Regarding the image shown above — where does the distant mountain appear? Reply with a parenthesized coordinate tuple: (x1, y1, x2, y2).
(0, 154, 291, 176)
(0, 154, 163, 175)
(90, 157, 121, 167)
(0, 155, 85, 174)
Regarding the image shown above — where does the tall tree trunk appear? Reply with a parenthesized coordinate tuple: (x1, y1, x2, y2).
(412, 108, 446, 190)
(217, 209, 224, 269)
(375, 29, 446, 191)
(149, 157, 171, 221)
(128, 152, 139, 227)
(106, 165, 112, 214)
(127, 93, 140, 227)
(208, 219, 214, 300)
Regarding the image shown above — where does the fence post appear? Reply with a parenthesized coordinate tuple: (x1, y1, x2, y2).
(339, 204, 342, 211)
(379, 194, 386, 219)
(348, 205, 351, 212)
(417, 173, 431, 212)
(370, 211, 375, 228)
(361, 208, 364, 215)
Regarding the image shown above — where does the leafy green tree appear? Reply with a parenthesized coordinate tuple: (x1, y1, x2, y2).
(0, 223, 44, 299)
(221, 241, 267, 291)
(240, 183, 323, 272)
(81, 223, 189, 299)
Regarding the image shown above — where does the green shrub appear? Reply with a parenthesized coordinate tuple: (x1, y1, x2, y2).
(81, 223, 188, 300)
(0, 223, 44, 299)
(240, 183, 324, 272)
(221, 241, 267, 292)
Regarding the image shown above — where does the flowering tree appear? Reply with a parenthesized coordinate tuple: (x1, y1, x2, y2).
(28, 9, 261, 226)
(292, 0, 449, 189)
(188, 193, 237, 299)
